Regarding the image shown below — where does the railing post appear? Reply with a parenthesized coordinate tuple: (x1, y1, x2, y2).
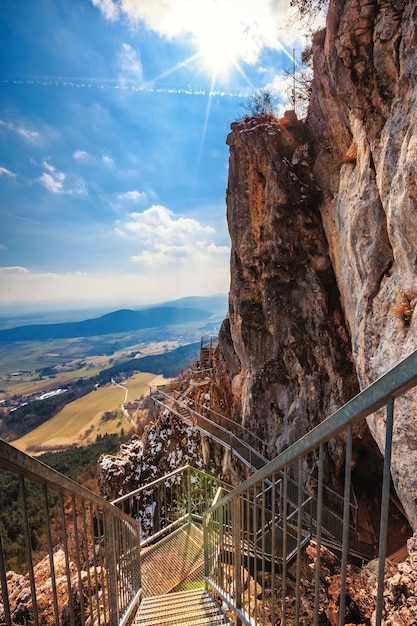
(0, 529, 12, 626)
(187, 467, 192, 524)
(104, 512, 120, 626)
(339, 423, 353, 626)
(233, 496, 242, 626)
(375, 397, 395, 625)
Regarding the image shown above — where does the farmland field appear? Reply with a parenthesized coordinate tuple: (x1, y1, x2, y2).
(11, 372, 164, 454)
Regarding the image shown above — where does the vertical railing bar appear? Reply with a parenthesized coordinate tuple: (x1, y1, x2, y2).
(253, 485, 258, 624)
(81, 500, 94, 624)
(18, 475, 40, 626)
(295, 459, 303, 625)
(59, 491, 76, 625)
(219, 503, 224, 593)
(105, 511, 120, 626)
(375, 397, 395, 625)
(102, 510, 112, 623)
(188, 467, 192, 524)
(271, 472, 276, 626)
(339, 423, 353, 626)
(136, 516, 142, 601)
(0, 526, 12, 626)
(314, 443, 324, 626)
(71, 495, 86, 626)
(261, 479, 266, 626)
(121, 520, 128, 614)
(234, 495, 242, 626)
(282, 468, 288, 626)
(244, 489, 250, 615)
(89, 504, 102, 626)
(42, 483, 60, 626)
(97, 510, 109, 623)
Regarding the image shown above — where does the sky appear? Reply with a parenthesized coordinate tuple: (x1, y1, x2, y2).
(0, 0, 314, 313)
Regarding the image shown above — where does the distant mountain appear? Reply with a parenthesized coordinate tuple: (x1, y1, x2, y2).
(157, 294, 228, 315)
(0, 307, 211, 343)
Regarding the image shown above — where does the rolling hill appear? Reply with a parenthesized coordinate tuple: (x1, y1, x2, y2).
(0, 307, 211, 343)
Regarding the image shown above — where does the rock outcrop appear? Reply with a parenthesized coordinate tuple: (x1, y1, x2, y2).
(215, 113, 359, 487)
(309, 0, 417, 529)
(211, 0, 417, 530)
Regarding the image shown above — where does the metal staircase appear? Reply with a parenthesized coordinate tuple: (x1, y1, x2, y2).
(135, 523, 232, 625)
(1, 349, 416, 626)
(135, 588, 231, 626)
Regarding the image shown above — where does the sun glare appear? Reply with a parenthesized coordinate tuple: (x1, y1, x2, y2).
(198, 32, 237, 75)
(196, 18, 247, 78)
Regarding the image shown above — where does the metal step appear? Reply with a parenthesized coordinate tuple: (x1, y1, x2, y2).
(135, 588, 231, 625)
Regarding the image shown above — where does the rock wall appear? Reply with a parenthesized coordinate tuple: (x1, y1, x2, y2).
(215, 112, 359, 487)
(214, 0, 417, 528)
(309, 0, 417, 528)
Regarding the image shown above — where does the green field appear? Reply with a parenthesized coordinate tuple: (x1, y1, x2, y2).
(12, 372, 162, 454)
(0, 336, 182, 402)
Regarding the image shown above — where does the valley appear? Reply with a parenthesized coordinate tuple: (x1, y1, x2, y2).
(0, 296, 226, 454)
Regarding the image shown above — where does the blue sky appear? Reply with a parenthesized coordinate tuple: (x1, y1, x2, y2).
(0, 0, 311, 312)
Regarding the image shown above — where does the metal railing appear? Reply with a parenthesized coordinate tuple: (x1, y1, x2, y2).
(112, 464, 231, 546)
(150, 385, 268, 471)
(203, 349, 417, 626)
(0, 440, 141, 626)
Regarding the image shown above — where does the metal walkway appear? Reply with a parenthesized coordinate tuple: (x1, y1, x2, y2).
(1, 349, 416, 626)
(149, 381, 374, 564)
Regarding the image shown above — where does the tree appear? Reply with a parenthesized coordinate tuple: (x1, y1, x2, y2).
(290, 0, 329, 23)
(240, 90, 278, 118)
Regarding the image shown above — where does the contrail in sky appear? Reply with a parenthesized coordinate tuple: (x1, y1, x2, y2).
(0, 75, 252, 98)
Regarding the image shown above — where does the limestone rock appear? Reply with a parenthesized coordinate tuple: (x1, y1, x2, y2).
(309, 0, 417, 529)
(215, 112, 359, 488)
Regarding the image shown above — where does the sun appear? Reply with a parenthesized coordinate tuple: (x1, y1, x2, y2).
(196, 19, 247, 78)
(198, 31, 238, 76)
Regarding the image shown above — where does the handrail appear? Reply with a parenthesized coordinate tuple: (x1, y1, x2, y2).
(209, 349, 417, 506)
(152, 384, 267, 452)
(0, 439, 141, 626)
(203, 349, 417, 626)
(112, 464, 232, 546)
(150, 386, 267, 471)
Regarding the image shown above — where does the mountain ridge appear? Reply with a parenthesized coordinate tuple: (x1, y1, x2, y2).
(0, 307, 211, 343)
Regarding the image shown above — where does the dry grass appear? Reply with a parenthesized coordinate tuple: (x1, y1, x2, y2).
(12, 372, 163, 454)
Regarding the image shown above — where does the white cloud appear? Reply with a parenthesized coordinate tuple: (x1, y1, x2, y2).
(102, 155, 115, 167)
(0, 167, 16, 177)
(73, 150, 89, 160)
(118, 190, 146, 202)
(91, 0, 119, 21)
(0, 266, 229, 307)
(38, 171, 65, 194)
(36, 161, 87, 195)
(118, 43, 144, 81)
(116, 204, 229, 266)
(92, 0, 306, 63)
(0, 266, 29, 274)
(0, 245, 8, 250)
(0, 119, 41, 143)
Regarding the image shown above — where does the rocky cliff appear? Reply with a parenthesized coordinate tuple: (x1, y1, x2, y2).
(213, 0, 417, 530)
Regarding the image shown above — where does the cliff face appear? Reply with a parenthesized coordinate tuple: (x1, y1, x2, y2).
(215, 113, 359, 485)
(309, 0, 417, 528)
(214, 0, 417, 528)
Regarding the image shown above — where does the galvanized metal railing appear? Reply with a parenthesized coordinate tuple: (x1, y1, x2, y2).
(203, 349, 417, 626)
(112, 464, 231, 546)
(150, 385, 268, 471)
(0, 440, 141, 626)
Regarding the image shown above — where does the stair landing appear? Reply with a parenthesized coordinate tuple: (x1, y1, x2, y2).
(140, 523, 205, 597)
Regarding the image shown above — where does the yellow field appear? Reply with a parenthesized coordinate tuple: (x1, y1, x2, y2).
(12, 372, 166, 454)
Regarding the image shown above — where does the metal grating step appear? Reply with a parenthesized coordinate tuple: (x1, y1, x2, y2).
(135, 588, 231, 625)
(141, 523, 205, 597)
